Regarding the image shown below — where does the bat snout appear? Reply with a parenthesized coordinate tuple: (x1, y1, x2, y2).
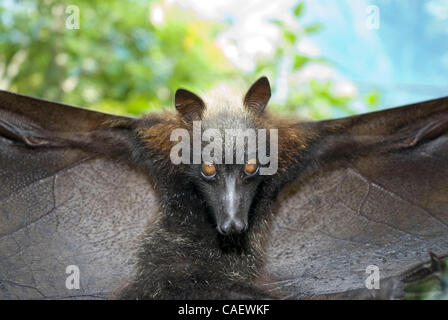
(217, 218, 248, 235)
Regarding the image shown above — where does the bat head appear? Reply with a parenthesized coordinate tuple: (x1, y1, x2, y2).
(174, 77, 272, 235)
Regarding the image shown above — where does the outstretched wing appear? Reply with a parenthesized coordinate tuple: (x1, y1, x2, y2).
(265, 97, 448, 299)
(0, 91, 157, 299)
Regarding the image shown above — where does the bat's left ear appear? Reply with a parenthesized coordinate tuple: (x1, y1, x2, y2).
(175, 89, 205, 121)
(244, 76, 271, 115)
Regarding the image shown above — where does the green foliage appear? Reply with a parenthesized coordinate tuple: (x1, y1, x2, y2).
(0, 0, 236, 115)
(405, 259, 448, 300)
(252, 1, 379, 118)
(0, 0, 379, 119)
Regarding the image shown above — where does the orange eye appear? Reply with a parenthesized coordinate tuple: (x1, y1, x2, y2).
(244, 158, 258, 175)
(201, 161, 216, 178)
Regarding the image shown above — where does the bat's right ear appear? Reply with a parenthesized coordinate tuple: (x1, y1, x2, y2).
(244, 76, 271, 115)
(0, 90, 140, 160)
(174, 89, 205, 121)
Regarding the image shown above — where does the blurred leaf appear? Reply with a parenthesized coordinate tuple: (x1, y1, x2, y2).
(293, 2, 305, 18)
(283, 30, 297, 45)
(365, 89, 381, 109)
(303, 23, 324, 34)
(292, 54, 309, 69)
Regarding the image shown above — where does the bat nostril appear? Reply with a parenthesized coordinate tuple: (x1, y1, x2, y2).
(216, 225, 225, 235)
(234, 220, 247, 233)
(218, 219, 247, 235)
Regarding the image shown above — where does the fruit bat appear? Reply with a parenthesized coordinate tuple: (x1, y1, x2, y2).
(0, 78, 447, 300)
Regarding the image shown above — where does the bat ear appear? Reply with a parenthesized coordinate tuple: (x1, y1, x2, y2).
(244, 76, 271, 115)
(175, 89, 205, 121)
